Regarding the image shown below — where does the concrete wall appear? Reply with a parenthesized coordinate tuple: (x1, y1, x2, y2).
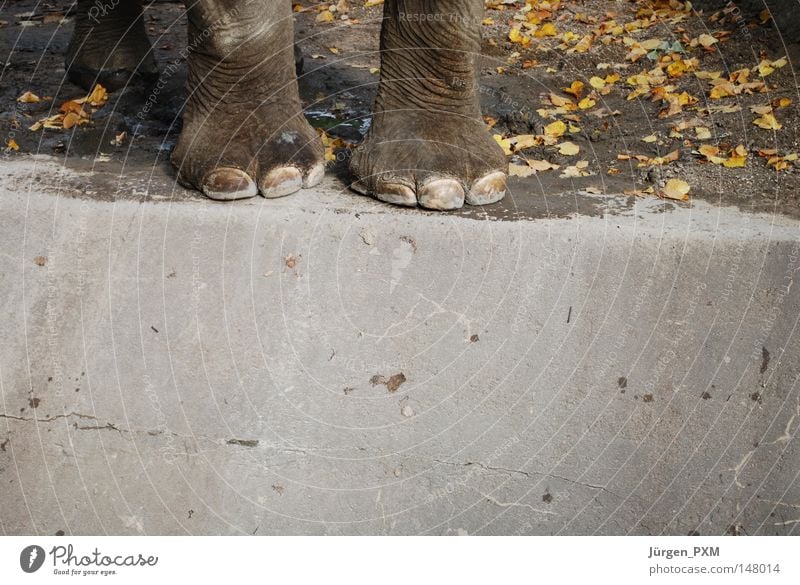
(1, 158, 799, 535)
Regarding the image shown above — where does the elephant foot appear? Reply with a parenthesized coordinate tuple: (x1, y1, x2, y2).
(66, 0, 158, 91)
(173, 111, 325, 201)
(348, 0, 507, 211)
(350, 113, 507, 211)
(171, 2, 324, 201)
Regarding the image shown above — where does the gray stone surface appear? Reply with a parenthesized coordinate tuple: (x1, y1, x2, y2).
(0, 157, 799, 535)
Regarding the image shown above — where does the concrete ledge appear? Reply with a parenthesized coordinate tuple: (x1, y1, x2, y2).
(1, 158, 799, 535)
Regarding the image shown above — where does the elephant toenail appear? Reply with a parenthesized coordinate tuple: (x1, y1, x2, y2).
(303, 162, 326, 188)
(260, 166, 304, 198)
(418, 179, 465, 211)
(375, 181, 417, 207)
(466, 171, 507, 206)
(202, 168, 258, 201)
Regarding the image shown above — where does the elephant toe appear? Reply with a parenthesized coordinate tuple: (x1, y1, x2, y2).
(259, 167, 304, 199)
(418, 178, 466, 210)
(466, 171, 507, 206)
(201, 168, 258, 201)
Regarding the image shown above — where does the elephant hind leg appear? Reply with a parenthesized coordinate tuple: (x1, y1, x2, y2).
(66, 0, 159, 91)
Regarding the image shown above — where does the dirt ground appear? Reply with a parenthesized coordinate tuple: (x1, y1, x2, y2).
(1, 0, 799, 218)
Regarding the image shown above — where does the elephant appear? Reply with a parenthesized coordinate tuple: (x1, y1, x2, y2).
(65, 0, 508, 210)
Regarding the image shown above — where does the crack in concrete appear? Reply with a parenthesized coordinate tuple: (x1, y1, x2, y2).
(431, 458, 621, 498)
(0, 412, 327, 455)
(479, 492, 556, 516)
(773, 518, 800, 526)
(0, 412, 99, 423)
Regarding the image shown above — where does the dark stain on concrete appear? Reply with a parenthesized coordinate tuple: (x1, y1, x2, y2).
(227, 438, 259, 448)
(760, 346, 770, 375)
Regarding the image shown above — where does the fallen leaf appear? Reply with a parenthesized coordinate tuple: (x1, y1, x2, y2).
(509, 163, 535, 178)
(544, 120, 567, 138)
(662, 178, 690, 201)
(564, 80, 584, 99)
(386, 373, 406, 393)
(694, 127, 712, 140)
(753, 113, 782, 130)
(494, 134, 513, 156)
(558, 141, 580, 156)
(697, 34, 718, 48)
(17, 91, 40, 103)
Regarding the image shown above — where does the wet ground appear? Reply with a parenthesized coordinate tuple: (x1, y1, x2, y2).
(1, 0, 799, 218)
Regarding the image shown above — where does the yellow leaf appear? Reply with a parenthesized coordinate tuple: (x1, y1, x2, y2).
(535, 23, 557, 38)
(697, 34, 718, 48)
(723, 155, 746, 168)
(709, 85, 735, 99)
(509, 163, 535, 178)
(527, 159, 560, 172)
(17, 91, 40, 103)
(750, 104, 773, 115)
(544, 120, 567, 138)
(77, 84, 108, 107)
(642, 135, 658, 143)
(694, 127, 712, 140)
(509, 28, 531, 47)
(510, 159, 559, 177)
(667, 60, 687, 78)
(316, 10, 334, 22)
(662, 179, 690, 201)
(62, 112, 85, 129)
(511, 134, 538, 151)
(640, 39, 663, 51)
(564, 81, 584, 98)
(573, 35, 593, 53)
(549, 93, 575, 108)
(757, 60, 775, 77)
(558, 141, 580, 156)
(493, 134, 513, 156)
(589, 76, 606, 89)
(6, 138, 19, 151)
(698, 145, 720, 158)
(578, 97, 596, 110)
(753, 113, 782, 130)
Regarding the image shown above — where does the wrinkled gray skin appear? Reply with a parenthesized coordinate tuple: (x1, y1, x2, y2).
(66, 0, 508, 210)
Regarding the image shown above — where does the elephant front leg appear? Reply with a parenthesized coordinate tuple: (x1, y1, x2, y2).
(171, 0, 324, 200)
(350, 0, 508, 210)
(66, 0, 159, 91)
